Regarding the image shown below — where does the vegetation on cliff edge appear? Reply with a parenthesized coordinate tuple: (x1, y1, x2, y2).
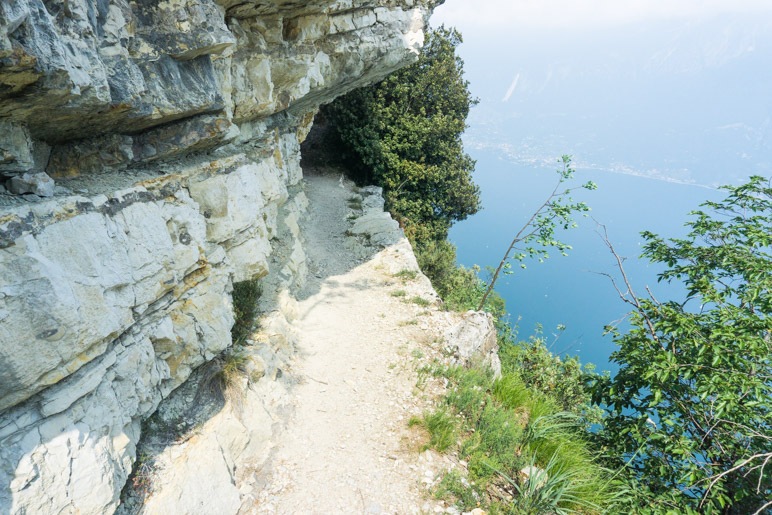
(322, 26, 484, 307)
(323, 22, 772, 514)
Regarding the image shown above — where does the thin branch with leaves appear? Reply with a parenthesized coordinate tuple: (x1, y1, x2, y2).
(477, 155, 596, 310)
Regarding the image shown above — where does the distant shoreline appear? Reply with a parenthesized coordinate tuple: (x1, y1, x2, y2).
(466, 141, 724, 190)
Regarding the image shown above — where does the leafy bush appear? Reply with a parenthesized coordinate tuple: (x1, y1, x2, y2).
(324, 26, 480, 244)
(499, 335, 602, 424)
(593, 176, 772, 513)
(414, 239, 458, 292)
(414, 239, 507, 316)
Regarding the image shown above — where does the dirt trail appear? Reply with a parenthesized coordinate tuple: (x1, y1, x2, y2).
(249, 170, 452, 514)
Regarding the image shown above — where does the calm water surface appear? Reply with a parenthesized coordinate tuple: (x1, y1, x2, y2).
(449, 150, 723, 372)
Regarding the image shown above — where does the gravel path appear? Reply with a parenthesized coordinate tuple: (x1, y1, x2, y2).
(248, 170, 454, 514)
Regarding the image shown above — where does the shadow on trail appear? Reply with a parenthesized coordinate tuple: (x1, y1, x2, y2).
(293, 164, 384, 302)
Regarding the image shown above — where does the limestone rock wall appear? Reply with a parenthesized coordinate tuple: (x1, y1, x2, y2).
(0, 1, 438, 512)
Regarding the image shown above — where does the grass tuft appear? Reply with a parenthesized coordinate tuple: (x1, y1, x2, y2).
(347, 196, 363, 210)
(394, 269, 419, 281)
(201, 350, 250, 408)
(409, 296, 431, 307)
(411, 409, 457, 452)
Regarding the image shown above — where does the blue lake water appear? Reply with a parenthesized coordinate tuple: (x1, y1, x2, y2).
(430, 8, 772, 373)
(449, 150, 723, 372)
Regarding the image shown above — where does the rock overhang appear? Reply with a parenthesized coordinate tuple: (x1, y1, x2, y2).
(0, 1, 439, 513)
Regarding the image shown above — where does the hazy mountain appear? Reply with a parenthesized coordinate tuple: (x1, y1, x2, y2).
(457, 13, 772, 186)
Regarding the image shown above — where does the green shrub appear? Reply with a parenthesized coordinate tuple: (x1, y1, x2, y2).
(498, 333, 602, 425)
(231, 278, 261, 344)
(442, 266, 482, 307)
(414, 240, 507, 316)
(323, 26, 480, 244)
(593, 176, 772, 512)
(415, 239, 459, 294)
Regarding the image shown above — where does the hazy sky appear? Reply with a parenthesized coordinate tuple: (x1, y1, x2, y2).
(428, 0, 772, 186)
(432, 0, 772, 30)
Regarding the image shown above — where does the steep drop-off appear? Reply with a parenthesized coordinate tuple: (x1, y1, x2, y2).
(0, 1, 441, 512)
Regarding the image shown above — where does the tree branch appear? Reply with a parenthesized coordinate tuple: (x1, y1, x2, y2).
(595, 222, 660, 343)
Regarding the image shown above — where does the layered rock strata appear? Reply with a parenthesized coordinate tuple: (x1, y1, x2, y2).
(0, 1, 438, 512)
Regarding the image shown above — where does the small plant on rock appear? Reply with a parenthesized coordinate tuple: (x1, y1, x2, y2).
(394, 269, 419, 281)
(410, 296, 431, 307)
(127, 452, 157, 501)
(231, 278, 262, 344)
(202, 350, 250, 408)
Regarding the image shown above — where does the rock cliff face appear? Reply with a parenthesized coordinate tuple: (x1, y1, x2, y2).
(0, 1, 438, 512)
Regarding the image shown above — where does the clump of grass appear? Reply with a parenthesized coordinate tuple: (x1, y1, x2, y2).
(201, 350, 250, 408)
(231, 278, 262, 344)
(347, 196, 363, 210)
(410, 296, 431, 307)
(491, 452, 605, 514)
(390, 289, 407, 297)
(410, 409, 457, 452)
(394, 269, 419, 281)
(416, 363, 433, 389)
(220, 351, 249, 386)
